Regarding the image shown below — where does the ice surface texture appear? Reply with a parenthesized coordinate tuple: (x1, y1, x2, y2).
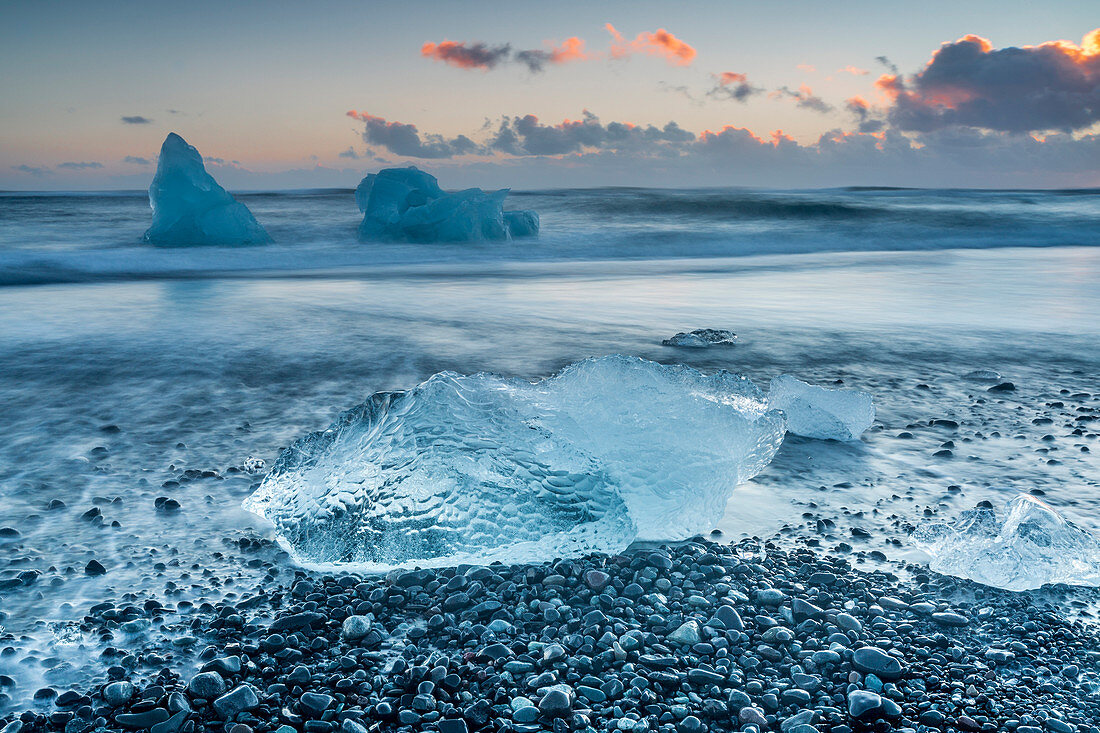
(356, 167, 539, 243)
(243, 355, 786, 570)
(913, 494, 1100, 591)
(143, 134, 271, 246)
(662, 329, 737, 347)
(767, 374, 874, 441)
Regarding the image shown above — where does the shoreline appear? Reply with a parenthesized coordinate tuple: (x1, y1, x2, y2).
(4, 537, 1100, 733)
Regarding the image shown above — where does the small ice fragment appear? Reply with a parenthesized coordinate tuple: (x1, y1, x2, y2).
(964, 369, 1001, 382)
(243, 457, 266, 473)
(143, 133, 271, 246)
(913, 494, 1100, 591)
(242, 355, 786, 570)
(662, 329, 737, 348)
(767, 374, 874, 441)
(356, 167, 538, 242)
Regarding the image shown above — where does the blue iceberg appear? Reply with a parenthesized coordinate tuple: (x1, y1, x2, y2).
(768, 374, 874, 441)
(242, 355, 786, 570)
(143, 133, 271, 246)
(355, 167, 539, 243)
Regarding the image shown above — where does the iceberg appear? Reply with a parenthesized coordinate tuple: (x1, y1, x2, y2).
(143, 133, 271, 246)
(662, 329, 737, 347)
(913, 494, 1100, 591)
(767, 374, 874, 441)
(355, 167, 539, 242)
(242, 355, 786, 569)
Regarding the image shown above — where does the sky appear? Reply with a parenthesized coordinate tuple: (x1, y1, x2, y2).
(1, 0, 1098, 190)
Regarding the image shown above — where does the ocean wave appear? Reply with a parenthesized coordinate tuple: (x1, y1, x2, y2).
(1, 187, 1098, 286)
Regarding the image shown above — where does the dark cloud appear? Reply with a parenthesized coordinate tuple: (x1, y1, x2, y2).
(490, 111, 693, 156)
(707, 72, 762, 103)
(338, 147, 360, 160)
(885, 29, 1100, 133)
(774, 85, 833, 113)
(420, 41, 512, 70)
(123, 156, 151, 165)
(121, 115, 153, 124)
(57, 161, 103, 170)
(11, 164, 49, 176)
(845, 96, 885, 132)
(875, 55, 899, 74)
(422, 38, 590, 73)
(347, 111, 480, 159)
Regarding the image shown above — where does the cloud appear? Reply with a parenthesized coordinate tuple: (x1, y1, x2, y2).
(420, 41, 513, 70)
(57, 161, 103, 170)
(606, 24, 696, 66)
(123, 156, 151, 165)
(338, 147, 360, 160)
(875, 56, 899, 74)
(841, 65, 869, 76)
(121, 115, 153, 124)
(421, 26, 694, 73)
(347, 110, 480, 158)
(845, 96, 885, 132)
(884, 28, 1100, 133)
(796, 63, 816, 72)
(773, 84, 833, 113)
(335, 106, 1100, 188)
(707, 71, 762, 102)
(514, 37, 592, 72)
(11, 164, 49, 176)
(489, 111, 694, 156)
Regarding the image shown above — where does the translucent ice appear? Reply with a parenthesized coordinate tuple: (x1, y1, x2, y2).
(143, 133, 271, 246)
(504, 210, 540, 238)
(242, 355, 786, 570)
(356, 167, 539, 242)
(767, 374, 874, 441)
(662, 329, 737, 348)
(913, 494, 1100, 591)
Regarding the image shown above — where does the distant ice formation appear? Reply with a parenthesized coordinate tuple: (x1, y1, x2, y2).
(355, 167, 539, 242)
(767, 374, 874, 441)
(662, 329, 737, 347)
(242, 355, 786, 570)
(913, 494, 1100, 591)
(143, 133, 271, 246)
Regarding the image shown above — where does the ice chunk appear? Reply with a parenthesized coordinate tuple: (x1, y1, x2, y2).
(400, 188, 509, 242)
(768, 374, 874, 441)
(913, 494, 1100, 591)
(662, 329, 737, 348)
(143, 133, 270, 246)
(504, 210, 540, 238)
(242, 355, 786, 570)
(356, 167, 539, 242)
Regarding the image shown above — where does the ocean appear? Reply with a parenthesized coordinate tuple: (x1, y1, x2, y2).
(1, 186, 1099, 712)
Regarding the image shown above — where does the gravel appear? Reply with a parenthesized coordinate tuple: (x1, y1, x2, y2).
(4, 537, 1100, 733)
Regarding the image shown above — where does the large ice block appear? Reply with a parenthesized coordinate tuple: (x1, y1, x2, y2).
(355, 167, 539, 243)
(913, 494, 1100, 591)
(242, 355, 786, 570)
(767, 374, 874, 441)
(143, 133, 270, 246)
